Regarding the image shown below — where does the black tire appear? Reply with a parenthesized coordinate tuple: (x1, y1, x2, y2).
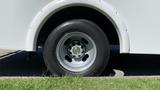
(43, 19, 110, 76)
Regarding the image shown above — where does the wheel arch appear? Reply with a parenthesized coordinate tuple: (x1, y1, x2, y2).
(25, 0, 130, 53)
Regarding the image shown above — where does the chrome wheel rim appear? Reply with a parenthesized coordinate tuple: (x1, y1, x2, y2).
(56, 32, 97, 72)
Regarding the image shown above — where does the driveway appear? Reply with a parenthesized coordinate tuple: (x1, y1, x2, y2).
(0, 49, 43, 76)
(1, 49, 160, 76)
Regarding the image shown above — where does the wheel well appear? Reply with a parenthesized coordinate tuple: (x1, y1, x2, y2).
(37, 6, 119, 49)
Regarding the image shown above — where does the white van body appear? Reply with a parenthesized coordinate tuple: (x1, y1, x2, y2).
(0, 0, 160, 54)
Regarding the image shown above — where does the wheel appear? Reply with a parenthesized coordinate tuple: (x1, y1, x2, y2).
(43, 19, 110, 76)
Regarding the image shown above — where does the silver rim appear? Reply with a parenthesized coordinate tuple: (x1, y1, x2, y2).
(56, 32, 97, 72)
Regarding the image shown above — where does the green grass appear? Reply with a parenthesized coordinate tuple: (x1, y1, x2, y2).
(0, 77, 160, 90)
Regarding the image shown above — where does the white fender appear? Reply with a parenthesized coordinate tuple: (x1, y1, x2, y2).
(25, 0, 130, 53)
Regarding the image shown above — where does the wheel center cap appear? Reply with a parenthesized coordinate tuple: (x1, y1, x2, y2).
(73, 47, 81, 55)
(70, 45, 83, 58)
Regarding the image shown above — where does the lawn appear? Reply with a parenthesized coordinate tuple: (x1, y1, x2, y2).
(0, 77, 160, 90)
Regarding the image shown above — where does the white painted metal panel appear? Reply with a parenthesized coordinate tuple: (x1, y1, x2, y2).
(0, 0, 53, 50)
(106, 0, 160, 54)
(0, 0, 160, 54)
